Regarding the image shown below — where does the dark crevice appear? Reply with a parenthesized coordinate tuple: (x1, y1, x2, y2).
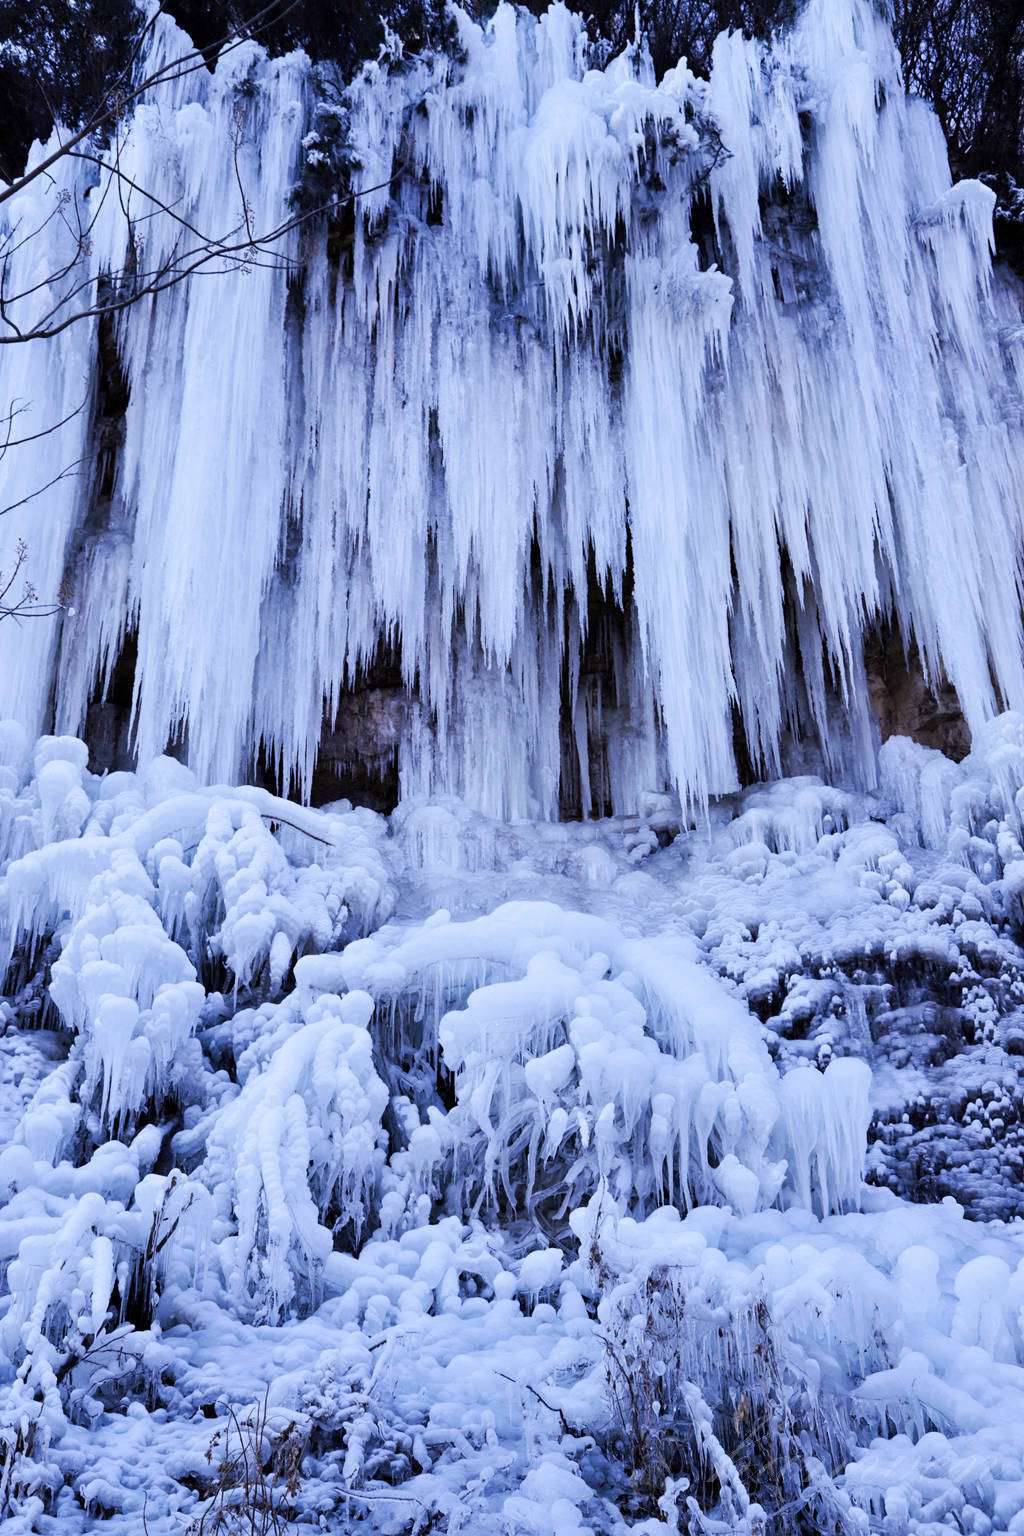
(83, 629, 138, 776)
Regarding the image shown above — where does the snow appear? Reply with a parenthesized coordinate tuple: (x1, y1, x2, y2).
(0, 720, 1023, 1528)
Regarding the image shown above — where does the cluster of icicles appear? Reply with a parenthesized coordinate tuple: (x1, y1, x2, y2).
(1, 0, 1023, 818)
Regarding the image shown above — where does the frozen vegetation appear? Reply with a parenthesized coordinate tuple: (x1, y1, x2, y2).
(6, 723, 1024, 1530)
(3, 0, 1024, 1530)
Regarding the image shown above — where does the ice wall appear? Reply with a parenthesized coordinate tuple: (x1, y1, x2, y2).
(1, 0, 1023, 818)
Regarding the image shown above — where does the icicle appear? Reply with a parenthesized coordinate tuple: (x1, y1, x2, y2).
(1, 0, 1020, 814)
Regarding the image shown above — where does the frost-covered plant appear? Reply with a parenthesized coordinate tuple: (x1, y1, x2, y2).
(204, 988, 388, 1321)
(0, 748, 394, 1156)
(0, 1167, 207, 1519)
(587, 1239, 866, 1531)
(301, 1341, 430, 1490)
(187, 1390, 307, 1536)
(292, 91, 361, 223)
(153, 794, 394, 998)
(341, 901, 871, 1234)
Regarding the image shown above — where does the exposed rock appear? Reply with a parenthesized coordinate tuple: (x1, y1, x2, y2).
(864, 625, 971, 760)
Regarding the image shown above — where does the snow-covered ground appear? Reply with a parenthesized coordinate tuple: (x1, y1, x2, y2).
(4, 719, 1024, 1531)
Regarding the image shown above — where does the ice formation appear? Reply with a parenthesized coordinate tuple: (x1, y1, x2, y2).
(3, 723, 1024, 1529)
(4, 0, 1024, 1530)
(2, 0, 1024, 816)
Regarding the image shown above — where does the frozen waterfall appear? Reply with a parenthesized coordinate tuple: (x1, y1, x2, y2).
(1, 0, 1023, 819)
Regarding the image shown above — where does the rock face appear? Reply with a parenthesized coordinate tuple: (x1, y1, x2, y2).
(311, 685, 408, 810)
(865, 627, 972, 762)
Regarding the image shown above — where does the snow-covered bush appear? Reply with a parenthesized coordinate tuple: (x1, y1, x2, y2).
(337, 900, 872, 1227)
(594, 1264, 859, 1530)
(204, 987, 387, 1321)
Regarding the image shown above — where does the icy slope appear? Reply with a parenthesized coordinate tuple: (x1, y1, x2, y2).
(3, 725, 1024, 1530)
(2, 0, 1024, 814)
